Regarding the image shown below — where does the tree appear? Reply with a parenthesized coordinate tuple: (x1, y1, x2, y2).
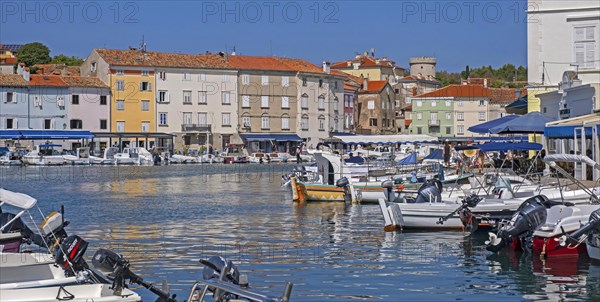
(17, 42, 51, 67)
(50, 54, 84, 66)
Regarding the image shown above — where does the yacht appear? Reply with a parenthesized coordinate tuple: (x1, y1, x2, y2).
(21, 144, 65, 166)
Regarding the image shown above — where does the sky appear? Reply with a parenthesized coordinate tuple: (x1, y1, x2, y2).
(1, 0, 528, 72)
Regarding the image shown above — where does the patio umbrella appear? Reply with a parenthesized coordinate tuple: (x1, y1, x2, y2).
(489, 112, 554, 134)
(468, 115, 519, 134)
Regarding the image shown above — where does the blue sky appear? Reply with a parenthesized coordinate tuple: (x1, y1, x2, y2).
(1, 1, 528, 72)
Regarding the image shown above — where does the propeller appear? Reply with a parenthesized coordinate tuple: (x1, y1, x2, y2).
(485, 233, 502, 246)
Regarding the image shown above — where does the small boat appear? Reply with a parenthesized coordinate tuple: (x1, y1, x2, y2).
(114, 147, 153, 165)
(248, 152, 266, 163)
(557, 207, 600, 261)
(199, 153, 222, 163)
(267, 153, 283, 163)
(62, 147, 90, 165)
(89, 147, 117, 165)
(0, 284, 141, 302)
(220, 144, 248, 164)
(21, 144, 65, 166)
(169, 154, 198, 164)
(0, 147, 21, 166)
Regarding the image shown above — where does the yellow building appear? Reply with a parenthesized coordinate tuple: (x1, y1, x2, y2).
(331, 52, 403, 82)
(109, 68, 155, 135)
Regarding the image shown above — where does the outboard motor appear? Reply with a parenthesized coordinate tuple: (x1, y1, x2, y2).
(55, 235, 89, 276)
(381, 179, 395, 202)
(559, 208, 600, 247)
(486, 195, 550, 253)
(336, 177, 353, 203)
(0, 209, 68, 252)
(200, 256, 243, 301)
(414, 180, 443, 204)
(437, 194, 483, 233)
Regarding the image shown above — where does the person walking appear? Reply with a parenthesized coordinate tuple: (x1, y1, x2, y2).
(443, 139, 452, 167)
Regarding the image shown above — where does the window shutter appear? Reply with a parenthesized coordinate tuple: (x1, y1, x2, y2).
(586, 42, 596, 69)
(139, 82, 143, 91)
(166, 92, 170, 102)
(148, 82, 152, 91)
(2, 92, 6, 103)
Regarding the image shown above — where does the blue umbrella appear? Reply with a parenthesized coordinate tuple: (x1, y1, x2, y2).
(468, 115, 519, 134)
(489, 112, 555, 134)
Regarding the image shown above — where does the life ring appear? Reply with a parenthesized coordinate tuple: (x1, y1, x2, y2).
(463, 149, 477, 158)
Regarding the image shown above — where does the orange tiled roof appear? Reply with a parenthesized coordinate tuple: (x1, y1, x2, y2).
(361, 80, 388, 93)
(331, 55, 404, 70)
(34, 64, 80, 76)
(414, 84, 490, 98)
(0, 57, 17, 64)
(489, 88, 520, 104)
(28, 75, 67, 87)
(404, 119, 412, 127)
(0, 74, 28, 86)
(227, 55, 329, 74)
(95, 49, 231, 69)
(62, 76, 108, 88)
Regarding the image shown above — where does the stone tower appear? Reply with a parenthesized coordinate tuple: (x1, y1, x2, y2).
(409, 57, 437, 79)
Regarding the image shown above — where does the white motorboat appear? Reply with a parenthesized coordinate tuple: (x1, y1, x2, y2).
(62, 147, 90, 165)
(89, 147, 117, 165)
(169, 154, 198, 164)
(199, 153, 222, 163)
(21, 144, 65, 166)
(0, 147, 21, 165)
(248, 152, 266, 163)
(0, 284, 142, 302)
(267, 153, 283, 163)
(114, 147, 153, 165)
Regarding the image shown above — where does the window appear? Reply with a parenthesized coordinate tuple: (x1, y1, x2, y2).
(573, 25, 597, 69)
(116, 100, 125, 111)
(369, 118, 377, 127)
(431, 100, 436, 107)
(416, 112, 422, 120)
(222, 113, 231, 126)
(159, 113, 168, 126)
(5, 118, 15, 129)
(183, 72, 191, 81)
(100, 95, 107, 105)
(457, 100, 463, 107)
(457, 125, 464, 135)
(281, 115, 290, 130)
(198, 112, 207, 125)
(334, 81, 338, 90)
(142, 70, 149, 77)
(91, 62, 97, 72)
(445, 100, 451, 107)
(242, 114, 250, 128)
(318, 95, 325, 110)
(301, 94, 308, 108)
(242, 74, 249, 85)
(333, 97, 339, 112)
(242, 95, 250, 108)
(72, 95, 79, 105)
(261, 75, 269, 85)
(198, 91, 207, 104)
(56, 96, 65, 108)
(446, 112, 451, 120)
(301, 115, 309, 130)
(158, 90, 169, 103)
(302, 77, 307, 87)
(100, 119, 107, 130)
(319, 115, 325, 130)
(281, 96, 289, 108)
(416, 100, 422, 107)
(223, 74, 229, 82)
(222, 92, 230, 104)
(479, 112, 486, 121)
(445, 127, 451, 135)
(139, 81, 152, 91)
(116, 80, 125, 91)
(158, 71, 166, 80)
(116, 121, 125, 132)
(116, 69, 124, 75)
(261, 96, 269, 108)
(333, 117, 339, 132)
(141, 121, 150, 132)
(44, 119, 52, 129)
(318, 79, 323, 88)
(430, 112, 438, 122)
(183, 112, 193, 125)
(281, 76, 289, 87)
(417, 127, 422, 134)
(199, 73, 206, 81)
(183, 91, 192, 104)
(141, 100, 150, 111)
(367, 100, 375, 109)
(261, 114, 270, 129)
(479, 100, 486, 106)
(5, 92, 14, 103)
(457, 112, 464, 121)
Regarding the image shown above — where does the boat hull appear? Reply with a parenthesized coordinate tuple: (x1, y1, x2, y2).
(532, 236, 587, 258)
(0, 284, 141, 302)
(22, 156, 64, 166)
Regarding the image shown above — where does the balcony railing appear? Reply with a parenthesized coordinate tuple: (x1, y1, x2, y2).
(181, 124, 211, 132)
(428, 119, 440, 126)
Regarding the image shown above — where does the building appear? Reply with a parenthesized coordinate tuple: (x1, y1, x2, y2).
(333, 71, 362, 133)
(0, 44, 21, 60)
(331, 51, 404, 83)
(0, 57, 16, 74)
(61, 76, 111, 133)
(356, 79, 397, 135)
(34, 64, 80, 76)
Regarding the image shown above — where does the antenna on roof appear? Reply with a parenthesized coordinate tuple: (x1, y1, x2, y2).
(140, 35, 147, 52)
(231, 46, 236, 56)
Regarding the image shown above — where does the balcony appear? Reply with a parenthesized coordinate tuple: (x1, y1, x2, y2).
(181, 124, 211, 132)
(428, 119, 440, 126)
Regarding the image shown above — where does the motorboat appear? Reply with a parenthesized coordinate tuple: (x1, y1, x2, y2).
(558, 207, 600, 261)
(62, 147, 90, 165)
(0, 284, 142, 302)
(21, 144, 65, 166)
(220, 144, 248, 164)
(266, 153, 283, 163)
(248, 152, 266, 164)
(199, 153, 223, 163)
(0, 147, 21, 166)
(89, 147, 118, 165)
(169, 154, 198, 164)
(114, 147, 153, 165)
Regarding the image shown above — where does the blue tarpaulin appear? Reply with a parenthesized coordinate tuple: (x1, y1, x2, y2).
(477, 142, 543, 152)
(489, 112, 555, 134)
(423, 149, 443, 160)
(398, 152, 418, 165)
(0, 130, 94, 140)
(241, 133, 303, 142)
(468, 115, 520, 134)
(544, 126, 594, 138)
(345, 156, 365, 164)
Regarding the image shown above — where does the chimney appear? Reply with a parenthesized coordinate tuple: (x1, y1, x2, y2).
(363, 78, 368, 91)
(483, 78, 488, 88)
(23, 67, 30, 82)
(355, 54, 360, 59)
(363, 51, 368, 57)
(370, 48, 375, 57)
(347, 61, 352, 67)
(322, 61, 330, 74)
(17, 63, 24, 75)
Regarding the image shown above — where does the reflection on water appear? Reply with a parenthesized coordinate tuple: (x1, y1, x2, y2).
(2, 165, 600, 301)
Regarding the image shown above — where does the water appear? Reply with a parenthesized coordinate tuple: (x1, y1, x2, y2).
(1, 164, 600, 301)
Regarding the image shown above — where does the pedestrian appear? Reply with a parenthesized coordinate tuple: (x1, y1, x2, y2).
(443, 139, 451, 167)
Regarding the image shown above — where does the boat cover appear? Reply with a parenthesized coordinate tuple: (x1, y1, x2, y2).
(543, 154, 598, 168)
(0, 189, 37, 210)
(397, 152, 417, 165)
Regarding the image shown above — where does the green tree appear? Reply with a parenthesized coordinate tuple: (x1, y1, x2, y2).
(50, 54, 84, 66)
(16, 42, 51, 67)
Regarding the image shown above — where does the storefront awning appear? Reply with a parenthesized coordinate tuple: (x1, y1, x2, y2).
(0, 130, 22, 139)
(544, 113, 600, 138)
(332, 134, 438, 145)
(241, 133, 303, 142)
(0, 130, 94, 140)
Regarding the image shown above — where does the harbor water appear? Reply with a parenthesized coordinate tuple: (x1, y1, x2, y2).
(1, 164, 599, 301)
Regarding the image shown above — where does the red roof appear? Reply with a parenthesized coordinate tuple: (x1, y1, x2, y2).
(414, 84, 490, 98)
(28, 75, 67, 87)
(0, 57, 17, 64)
(331, 55, 404, 70)
(361, 80, 388, 93)
(404, 119, 412, 127)
(227, 55, 326, 74)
